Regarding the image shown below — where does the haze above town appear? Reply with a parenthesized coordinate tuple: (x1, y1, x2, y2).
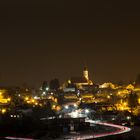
(0, 1, 140, 87)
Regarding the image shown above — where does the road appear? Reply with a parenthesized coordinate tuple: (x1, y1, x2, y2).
(4, 119, 131, 140)
(40, 119, 131, 140)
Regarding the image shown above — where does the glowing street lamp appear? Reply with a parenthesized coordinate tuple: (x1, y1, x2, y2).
(85, 109, 89, 114)
(46, 87, 49, 91)
(123, 102, 127, 106)
(107, 95, 110, 99)
(65, 105, 69, 109)
(1, 109, 6, 114)
(25, 97, 29, 101)
(121, 106, 124, 111)
(7, 98, 11, 102)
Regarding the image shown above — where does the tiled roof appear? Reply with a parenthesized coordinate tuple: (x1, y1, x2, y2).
(71, 77, 88, 83)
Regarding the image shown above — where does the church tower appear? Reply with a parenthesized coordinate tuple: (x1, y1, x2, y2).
(83, 66, 89, 80)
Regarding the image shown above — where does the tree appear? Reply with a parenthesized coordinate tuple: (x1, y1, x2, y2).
(128, 91, 138, 112)
(42, 81, 48, 91)
(135, 74, 140, 88)
(49, 79, 60, 91)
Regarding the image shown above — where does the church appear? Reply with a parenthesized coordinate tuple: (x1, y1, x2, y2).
(68, 67, 93, 89)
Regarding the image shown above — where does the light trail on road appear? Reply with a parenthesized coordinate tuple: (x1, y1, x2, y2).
(5, 137, 34, 140)
(86, 119, 131, 138)
(65, 119, 131, 140)
(4, 119, 131, 140)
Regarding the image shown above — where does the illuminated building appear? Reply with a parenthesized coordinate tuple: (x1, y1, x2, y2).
(69, 67, 93, 89)
(0, 89, 11, 104)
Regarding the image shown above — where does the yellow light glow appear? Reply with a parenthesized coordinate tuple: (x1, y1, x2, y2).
(25, 97, 29, 101)
(138, 98, 140, 104)
(68, 80, 71, 84)
(118, 92, 121, 95)
(7, 98, 11, 102)
(27, 101, 30, 104)
(121, 106, 124, 111)
(52, 105, 56, 109)
(100, 83, 116, 89)
(48, 96, 52, 99)
(56, 105, 61, 111)
(126, 84, 134, 90)
(107, 95, 110, 99)
(39, 104, 43, 107)
(54, 98, 58, 103)
(123, 102, 127, 106)
(35, 102, 38, 105)
(31, 99, 35, 103)
(1, 109, 6, 114)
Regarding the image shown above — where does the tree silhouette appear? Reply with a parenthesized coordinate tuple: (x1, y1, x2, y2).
(42, 81, 48, 91)
(135, 74, 140, 88)
(128, 91, 138, 112)
(49, 78, 60, 91)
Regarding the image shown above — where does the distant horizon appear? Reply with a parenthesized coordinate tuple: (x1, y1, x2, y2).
(0, 71, 138, 88)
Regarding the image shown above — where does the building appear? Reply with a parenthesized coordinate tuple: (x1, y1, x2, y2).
(69, 67, 93, 89)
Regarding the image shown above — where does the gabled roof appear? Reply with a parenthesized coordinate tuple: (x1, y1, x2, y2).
(71, 77, 88, 84)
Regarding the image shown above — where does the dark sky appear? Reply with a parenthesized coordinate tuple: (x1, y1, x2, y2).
(0, 1, 140, 87)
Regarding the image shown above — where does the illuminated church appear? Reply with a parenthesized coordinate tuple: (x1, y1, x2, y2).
(68, 67, 93, 88)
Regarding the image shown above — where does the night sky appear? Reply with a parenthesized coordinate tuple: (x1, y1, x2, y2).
(0, 1, 140, 87)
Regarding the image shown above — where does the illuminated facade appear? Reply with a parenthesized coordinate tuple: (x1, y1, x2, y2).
(0, 89, 11, 104)
(83, 67, 89, 80)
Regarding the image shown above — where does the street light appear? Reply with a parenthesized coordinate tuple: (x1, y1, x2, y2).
(46, 87, 49, 91)
(85, 109, 89, 114)
(65, 105, 69, 109)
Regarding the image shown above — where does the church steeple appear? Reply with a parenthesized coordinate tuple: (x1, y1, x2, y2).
(83, 66, 89, 80)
